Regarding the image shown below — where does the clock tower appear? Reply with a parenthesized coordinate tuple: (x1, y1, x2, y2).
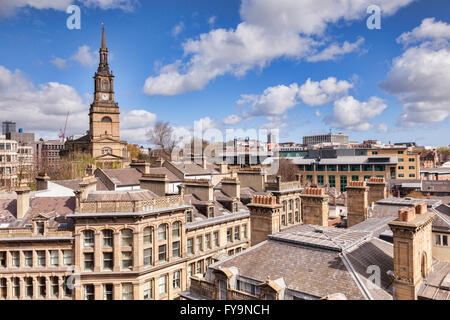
(89, 24, 120, 141)
(63, 25, 129, 168)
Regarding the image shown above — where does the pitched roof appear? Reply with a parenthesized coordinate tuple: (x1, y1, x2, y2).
(102, 168, 142, 186)
(85, 190, 158, 202)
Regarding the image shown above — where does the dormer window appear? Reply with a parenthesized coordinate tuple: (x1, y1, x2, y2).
(208, 206, 214, 218)
(233, 202, 239, 213)
(186, 210, 193, 223)
(36, 222, 45, 235)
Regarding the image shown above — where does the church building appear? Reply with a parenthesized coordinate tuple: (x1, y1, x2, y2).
(63, 26, 130, 168)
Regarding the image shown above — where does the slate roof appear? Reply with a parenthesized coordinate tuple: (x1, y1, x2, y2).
(52, 178, 108, 191)
(418, 260, 450, 300)
(85, 189, 158, 202)
(102, 168, 142, 187)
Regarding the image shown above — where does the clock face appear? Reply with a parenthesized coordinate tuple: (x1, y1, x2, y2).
(101, 93, 108, 100)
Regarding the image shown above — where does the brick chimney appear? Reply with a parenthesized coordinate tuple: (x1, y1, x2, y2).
(221, 177, 240, 200)
(130, 160, 150, 174)
(300, 187, 329, 227)
(388, 203, 434, 300)
(247, 195, 282, 245)
(35, 172, 50, 191)
(75, 175, 98, 211)
(183, 179, 213, 202)
(15, 185, 31, 219)
(367, 177, 387, 205)
(139, 173, 169, 196)
(219, 161, 228, 174)
(346, 181, 369, 228)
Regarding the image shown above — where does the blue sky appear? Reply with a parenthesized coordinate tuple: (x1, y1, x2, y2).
(0, 0, 449, 147)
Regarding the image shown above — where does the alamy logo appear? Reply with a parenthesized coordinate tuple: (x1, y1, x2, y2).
(367, 5, 381, 30)
(66, 5, 81, 30)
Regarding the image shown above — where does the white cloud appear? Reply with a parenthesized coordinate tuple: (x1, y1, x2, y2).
(171, 22, 185, 37)
(50, 56, 68, 69)
(380, 18, 450, 126)
(325, 96, 387, 131)
(208, 16, 216, 27)
(397, 18, 450, 45)
(143, 0, 413, 96)
(0, 0, 137, 17)
(223, 114, 242, 125)
(377, 123, 388, 133)
(307, 37, 365, 62)
(298, 77, 353, 106)
(71, 45, 97, 67)
(315, 110, 321, 117)
(120, 109, 157, 144)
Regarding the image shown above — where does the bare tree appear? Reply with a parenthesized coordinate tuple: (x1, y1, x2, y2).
(146, 121, 178, 160)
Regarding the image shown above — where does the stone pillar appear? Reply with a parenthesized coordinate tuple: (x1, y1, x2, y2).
(346, 181, 369, 228)
(133, 231, 142, 271)
(113, 232, 120, 272)
(300, 187, 329, 227)
(94, 232, 101, 272)
(94, 283, 103, 300)
(113, 283, 121, 300)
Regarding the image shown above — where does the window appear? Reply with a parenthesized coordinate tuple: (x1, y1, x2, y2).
(12, 277, 20, 298)
(295, 199, 299, 209)
(398, 166, 404, 170)
(187, 238, 194, 255)
(205, 234, 211, 250)
(0, 278, 6, 299)
(398, 158, 404, 162)
(172, 241, 180, 258)
(0, 252, 5, 268)
(159, 276, 167, 296)
(102, 230, 113, 248)
(143, 227, 153, 245)
(102, 147, 112, 155)
(398, 150, 404, 154)
(340, 175, 347, 193)
(409, 166, 415, 170)
(25, 277, 33, 298)
(158, 224, 167, 242)
(316, 164, 325, 171)
(329, 175, 336, 187)
(122, 252, 133, 270)
(409, 174, 416, 178)
(36, 222, 45, 235)
(352, 175, 359, 181)
(374, 164, 385, 171)
(121, 229, 133, 247)
(288, 212, 293, 224)
(227, 228, 232, 243)
(37, 250, 46, 266)
(196, 260, 204, 274)
(350, 164, 360, 172)
(196, 236, 203, 252)
(83, 230, 94, 248)
(362, 164, 373, 171)
(233, 202, 239, 212)
(103, 252, 113, 270)
(234, 226, 240, 241)
(63, 250, 72, 266)
(51, 277, 59, 297)
(122, 283, 133, 300)
(399, 174, 405, 177)
(295, 211, 299, 222)
(317, 175, 324, 185)
(144, 248, 152, 267)
(173, 270, 181, 289)
(208, 206, 214, 218)
(143, 281, 153, 300)
(338, 165, 348, 171)
(213, 231, 219, 248)
(364, 175, 371, 181)
(63, 277, 72, 297)
(435, 234, 448, 247)
(186, 210, 193, 223)
(306, 175, 313, 182)
(158, 245, 167, 262)
(188, 264, 194, 278)
(84, 253, 94, 271)
(104, 284, 113, 300)
(327, 165, 337, 171)
(288, 200, 292, 211)
(50, 250, 59, 266)
(38, 277, 46, 298)
(24, 251, 33, 267)
(172, 222, 180, 238)
(281, 214, 286, 226)
(409, 158, 415, 162)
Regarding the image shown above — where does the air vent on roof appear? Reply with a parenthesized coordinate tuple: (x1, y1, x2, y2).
(313, 228, 324, 233)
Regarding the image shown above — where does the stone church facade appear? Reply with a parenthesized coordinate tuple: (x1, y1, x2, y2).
(63, 26, 129, 168)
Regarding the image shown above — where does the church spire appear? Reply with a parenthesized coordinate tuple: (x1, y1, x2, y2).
(101, 23, 106, 50)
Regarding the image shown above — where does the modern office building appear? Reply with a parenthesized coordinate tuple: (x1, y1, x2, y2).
(302, 133, 349, 146)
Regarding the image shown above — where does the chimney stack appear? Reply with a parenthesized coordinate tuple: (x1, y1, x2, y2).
(346, 181, 369, 228)
(35, 172, 50, 191)
(300, 187, 329, 226)
(140, 173, 169, 196)
(183, 179, 213, 202)
(15, 185, 31, 219)
(130, 161, 150, 174)
(367, 177, 387, 205)
(221, 177, 241, 200)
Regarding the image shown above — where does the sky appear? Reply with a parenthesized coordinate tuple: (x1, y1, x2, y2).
(0, 0, 449, 147)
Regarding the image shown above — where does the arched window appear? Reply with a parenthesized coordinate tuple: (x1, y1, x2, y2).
(172, 222, 180, 238)
(121, 229, 133, 247)
(83, 230, 94, 248)
(102, 80, 108, 90)
(102, 147, 112, 155)
(158, 224, 167, 242)
(143, 227, 153, 245)
(102, 229, 113, 248)
(101, 116, 112, 123)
